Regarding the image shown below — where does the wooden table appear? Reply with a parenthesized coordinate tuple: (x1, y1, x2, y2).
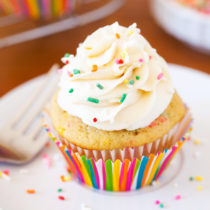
(0, 0, 209, 97)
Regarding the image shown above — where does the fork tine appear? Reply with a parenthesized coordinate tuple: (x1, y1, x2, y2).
(11, 65, 59, 129)
(18, 73, 58, 133)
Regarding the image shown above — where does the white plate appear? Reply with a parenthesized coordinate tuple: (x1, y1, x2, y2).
(0, 64, 210, 210)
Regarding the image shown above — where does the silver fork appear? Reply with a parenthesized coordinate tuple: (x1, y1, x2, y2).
(0, 65, 59, 164)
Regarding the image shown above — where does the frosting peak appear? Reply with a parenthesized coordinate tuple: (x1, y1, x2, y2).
(57, 22, 174, 131)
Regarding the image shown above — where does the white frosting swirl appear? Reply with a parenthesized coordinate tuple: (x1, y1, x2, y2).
(57, 22, 174, 131)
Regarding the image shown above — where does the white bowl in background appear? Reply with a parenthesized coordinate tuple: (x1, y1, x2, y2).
(151, 0, 210, 53)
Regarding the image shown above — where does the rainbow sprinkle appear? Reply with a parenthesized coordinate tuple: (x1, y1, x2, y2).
(92, 65, 98, 72)
(87, 97, 99, 104)
(115, 33, 120, 39)
(73, 69, 80, 75)
(159, 203, 164, 208)
(58, 195, 65, 200)
(26, 189, 35, 194)
(157, 73, 164, 80)
(197, 186, 203, 191)
(123, 79, 128, 84)
(120, 93, 127, 103)
(116, 59, 124, 65)
(195, 176, 203, 181)
(155, 200, 160, 205)
(129, 80, 135, 85)
(64, 53, 70, 58)
(69, 88, 74, 93)
(3, 169, 9, 175)
(96, 83, 104, 90)
(136, 76, 140, 80)
(174, 194, 181, 200)
(93, 117, 98, 123)
(189, 176, 194, 181)
(193, 140, 201, 145)
(128, 30, 134, 35)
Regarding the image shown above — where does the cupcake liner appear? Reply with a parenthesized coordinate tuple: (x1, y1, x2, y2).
(42, 109, 192, 191)
(151, 0, 210, 53)
(0, 0, 97, 19)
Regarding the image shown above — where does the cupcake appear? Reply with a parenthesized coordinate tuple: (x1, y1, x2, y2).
(43, 22, 192, 191)
(151, 0, 210, 53)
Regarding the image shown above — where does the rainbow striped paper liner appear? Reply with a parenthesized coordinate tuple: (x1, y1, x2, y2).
(0, 0, 87, 19)
(42, 109, 192, 191)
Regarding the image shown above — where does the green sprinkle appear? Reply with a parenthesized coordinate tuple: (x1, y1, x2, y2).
(189, 176, 194, 181)
(136, 75, 140, 80)
(69, 88, 74, 93)
(96, 83, 104, 90)
(57, 188, 62, 192)
(64, 53, 70, 57)
(73, 69, 80, 75)
(120, 93, 127, 103)
(87, 97, 99, 104)
(159, 203, 164, 208)
(129, 80, 135, 85)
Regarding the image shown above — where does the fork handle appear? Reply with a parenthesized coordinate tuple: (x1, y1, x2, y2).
(0, 144, 25, 161)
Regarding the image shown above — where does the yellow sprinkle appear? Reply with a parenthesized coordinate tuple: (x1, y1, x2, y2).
(64, 113, 69, 118)
(123, 79, 128, 84)
(120, 52, 126, 59)
(85, 47, 92, 50)
(64, 176, 72, 182)
(128, 30, 134, 35)
(193, 140, 201, 145)
(43, 124, 48, 128)
(57, 127, 65, 136)
(104, 140, 109, 146)
(48, 133, 52, 138)
(197, 186, 203, 191)
(0, 171, 2, 178)
(189, 127, 193, 132)
(195, 176, 203, 181)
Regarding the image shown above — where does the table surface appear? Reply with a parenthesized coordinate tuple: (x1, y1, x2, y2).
(0, 0, 210, 97)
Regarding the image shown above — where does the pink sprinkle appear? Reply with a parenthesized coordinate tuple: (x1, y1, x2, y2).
(43, 154, 52, 168)
(115, 59, 124, 65)
(157, 73, 164, 80)
(174, 195, 181, 200)
(155, 200, 160, 205)
(149, 55, 152, 60)
(159, 116, 167, 123)
(3, 169, 10, 175)
(149, 121, 157, 128)
(139, 58, 144, 63)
